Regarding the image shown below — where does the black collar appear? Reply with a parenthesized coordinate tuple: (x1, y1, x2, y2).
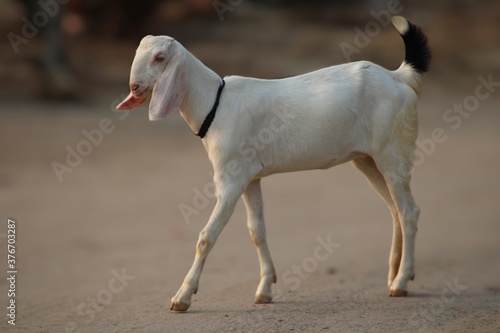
(196, 79, 225, 138)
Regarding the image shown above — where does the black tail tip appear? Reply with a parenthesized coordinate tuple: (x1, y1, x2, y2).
(392, 16, 431, 74)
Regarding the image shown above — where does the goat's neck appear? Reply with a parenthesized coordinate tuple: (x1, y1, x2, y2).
(179, 51, 222, 136)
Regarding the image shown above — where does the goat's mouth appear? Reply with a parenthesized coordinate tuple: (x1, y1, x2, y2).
(132, 88, 150, 99)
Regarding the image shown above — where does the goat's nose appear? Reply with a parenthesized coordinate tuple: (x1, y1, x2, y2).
(131, 84, 139, 92)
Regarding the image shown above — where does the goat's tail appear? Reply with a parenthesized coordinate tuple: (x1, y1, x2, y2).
(392, 16, 431, 89)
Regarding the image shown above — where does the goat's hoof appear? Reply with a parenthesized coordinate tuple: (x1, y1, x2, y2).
(254, 294, 273, 304)
(410, 273, 415, 281)
(390, 289, 408, 297)
(170, 301, 190, 312)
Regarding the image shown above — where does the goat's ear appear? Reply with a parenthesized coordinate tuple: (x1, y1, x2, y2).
(149, 43, 188, 121)
(116, 93, 147, 110)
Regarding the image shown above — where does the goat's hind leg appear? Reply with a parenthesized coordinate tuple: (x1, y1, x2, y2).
(351, 157, 402, 290)
(375, 155, 420, 297)
(242, 179, 277, 303)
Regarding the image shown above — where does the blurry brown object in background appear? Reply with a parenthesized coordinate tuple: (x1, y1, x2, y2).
(23, 0, 77, 100)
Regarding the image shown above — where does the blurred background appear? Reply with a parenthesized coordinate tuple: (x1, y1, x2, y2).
(1, 0, 499, 332)
(1, 0, 499, 100)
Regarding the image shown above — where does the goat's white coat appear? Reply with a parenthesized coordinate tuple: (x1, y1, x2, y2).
(118, 16, 424, 311)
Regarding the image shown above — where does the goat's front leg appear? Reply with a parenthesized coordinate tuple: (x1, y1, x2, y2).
(170, 185, 243, 311)
(242, 179, 276, 304)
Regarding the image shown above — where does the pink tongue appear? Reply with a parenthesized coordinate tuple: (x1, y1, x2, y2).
(116, 93, 147, 110)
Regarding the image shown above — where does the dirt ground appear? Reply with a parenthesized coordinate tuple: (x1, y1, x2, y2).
(1, 3, 500, 333)
(1, 78, 499, 333)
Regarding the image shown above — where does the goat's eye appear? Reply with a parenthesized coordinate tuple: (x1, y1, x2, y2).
(155, 54, 165, 62)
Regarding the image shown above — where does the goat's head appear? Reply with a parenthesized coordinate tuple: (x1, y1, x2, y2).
(116, 35, 188, 121)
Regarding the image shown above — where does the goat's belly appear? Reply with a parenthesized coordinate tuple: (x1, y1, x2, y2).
(255, 150, 364, 178)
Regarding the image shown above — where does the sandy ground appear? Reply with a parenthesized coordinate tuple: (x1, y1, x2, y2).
(0, 75, 499, 333)
(1, 3, 500, 330)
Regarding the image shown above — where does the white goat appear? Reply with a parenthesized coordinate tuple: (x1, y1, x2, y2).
(117, 16, 431, 312)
